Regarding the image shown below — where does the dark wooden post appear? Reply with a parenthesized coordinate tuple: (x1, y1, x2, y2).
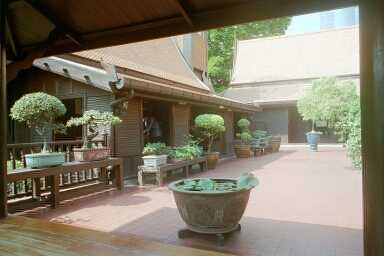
(0, 0, 8, 218)
(360, 1, 384, 255)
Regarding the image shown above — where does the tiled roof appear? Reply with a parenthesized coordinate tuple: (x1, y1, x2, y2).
(222, 81, 311, 104)
(74, 37, 211, 92)
(231, 26, 359, 85)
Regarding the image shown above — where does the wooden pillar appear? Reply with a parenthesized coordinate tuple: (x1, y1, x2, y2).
(360, 1, 384, 255)
(0, 0, 8, 218)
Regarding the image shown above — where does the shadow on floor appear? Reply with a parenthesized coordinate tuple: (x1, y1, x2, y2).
(111, 206, 363, 256)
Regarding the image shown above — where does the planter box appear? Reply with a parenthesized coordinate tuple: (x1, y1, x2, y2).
(73, 147, 110, 162)
(142, 155, 168, 167)
(25, 152, 65, 169)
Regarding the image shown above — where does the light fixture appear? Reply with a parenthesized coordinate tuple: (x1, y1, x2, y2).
(219, 105, 225, 109)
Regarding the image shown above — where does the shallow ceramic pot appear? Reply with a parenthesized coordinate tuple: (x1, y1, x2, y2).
(169, 178, 255, 234)
(234, 144, 251, 158)
(205, 152, 219, 169)
(73, 147, 110, 162)
(25, 152, 65, 168)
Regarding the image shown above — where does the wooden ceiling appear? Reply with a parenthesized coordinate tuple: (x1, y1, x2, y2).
(6, 0, 357, 61)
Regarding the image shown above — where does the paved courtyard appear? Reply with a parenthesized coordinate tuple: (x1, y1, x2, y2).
(22, 146, 363, 256)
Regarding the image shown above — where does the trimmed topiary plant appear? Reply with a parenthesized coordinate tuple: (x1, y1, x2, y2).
(194, 114, 225, 169)
(10, 92, 67, 168)
(66, 110, 121, 161)
(234, 118, 252, 158)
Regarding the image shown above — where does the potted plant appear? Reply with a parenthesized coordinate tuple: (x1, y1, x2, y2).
(168, 135, 202, 163)
(142, 142, 168, 167)
(66, 110, 121, 161)
(169, 173, 258, 245)
(194, 114, 225, 169)
(10, 92, 67, 168)
(234, 118, 252, 158)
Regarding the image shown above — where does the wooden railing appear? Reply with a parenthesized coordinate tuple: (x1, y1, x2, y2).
(6, 137, 111, 209)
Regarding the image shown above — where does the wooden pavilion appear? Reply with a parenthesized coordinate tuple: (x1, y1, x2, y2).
(7, 36, 257, 179)
(1, 0, 383, 255)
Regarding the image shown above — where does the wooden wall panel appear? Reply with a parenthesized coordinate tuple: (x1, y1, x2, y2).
(114, 98, 143, 178)
(171, 104, 190, 146)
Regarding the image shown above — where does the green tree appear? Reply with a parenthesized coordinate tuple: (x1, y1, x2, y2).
(10, 92, 67, 152)
(208, 18, 291, 92)
(297, 77, 361, 167)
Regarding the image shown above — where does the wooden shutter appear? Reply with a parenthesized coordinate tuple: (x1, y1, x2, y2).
(171, 104, 190, 146)
(114, 98, 143, 178)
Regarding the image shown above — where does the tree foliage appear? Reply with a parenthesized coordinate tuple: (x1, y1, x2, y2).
(194, 114, 225, 153)
(67, 110, 121, 148)
(10, 92, 67, 147)
(297, 77, 361, 168)
(208, 18, 291, 92)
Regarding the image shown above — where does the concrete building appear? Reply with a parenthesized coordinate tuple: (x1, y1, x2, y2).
(223, 26, 359, 143)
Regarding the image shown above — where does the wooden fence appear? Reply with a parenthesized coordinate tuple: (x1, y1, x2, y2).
(6, 138, 113, 211)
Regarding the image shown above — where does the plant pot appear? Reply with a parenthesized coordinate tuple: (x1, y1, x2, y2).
(142, 155, 168, 167)
(205, 152, 219, 169)
(271, 136, 281, 152)
(306, 131, 321, 152)
(73, 147, 110, 162)
(25, 152, 65, 168)
(169, 178, 255, 234)
(234, 144, 251, 158)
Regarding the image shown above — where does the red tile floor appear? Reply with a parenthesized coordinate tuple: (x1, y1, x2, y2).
(21, 146, 363, 256)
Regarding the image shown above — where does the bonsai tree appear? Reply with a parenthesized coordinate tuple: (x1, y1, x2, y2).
(66, 110, 121, 148)
(236, 118, 252, 144)
(194, 114, 225, 153)
(10, 92, 66, 152)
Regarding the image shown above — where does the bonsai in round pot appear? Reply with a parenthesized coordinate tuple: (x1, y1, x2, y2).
(194, 114, 225, 169)
(10, 92, 67, 168)
(169, 173, 258, 245)
(66, 110, 121, 161)
(142, 142, 169, 167)
(234, 118, 252, 158)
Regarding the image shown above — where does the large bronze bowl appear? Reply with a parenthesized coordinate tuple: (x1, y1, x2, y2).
(169, 178, 255, 234)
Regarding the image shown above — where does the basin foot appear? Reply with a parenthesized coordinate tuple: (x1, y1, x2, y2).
(178, 229, 195, 239)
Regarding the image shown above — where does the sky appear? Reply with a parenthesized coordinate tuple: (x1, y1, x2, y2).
(286, 6, 359, 35)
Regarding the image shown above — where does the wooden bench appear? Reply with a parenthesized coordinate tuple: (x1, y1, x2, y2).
(138, 157, 207, 186)
(7, 157, 123, 209)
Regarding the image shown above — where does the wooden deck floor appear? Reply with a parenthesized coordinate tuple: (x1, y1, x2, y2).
(0, 216, 232, 256)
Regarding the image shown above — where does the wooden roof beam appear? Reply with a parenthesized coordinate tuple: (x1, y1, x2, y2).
(35, 0, 356, 56)
(25, 0, 81, 46)
(172, 0, 193, 27)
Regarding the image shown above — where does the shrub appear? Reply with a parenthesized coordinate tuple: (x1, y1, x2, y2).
(236, 118, 252, 144)
(67, 110, 121, 148)
(194, 114, 225, 153)
(173, 144, 202, 161)
(142, 142, 168, 155)
(10, 92, 66, 151)
(237, 118, 250, 131)
(238, 131, 252, 144)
